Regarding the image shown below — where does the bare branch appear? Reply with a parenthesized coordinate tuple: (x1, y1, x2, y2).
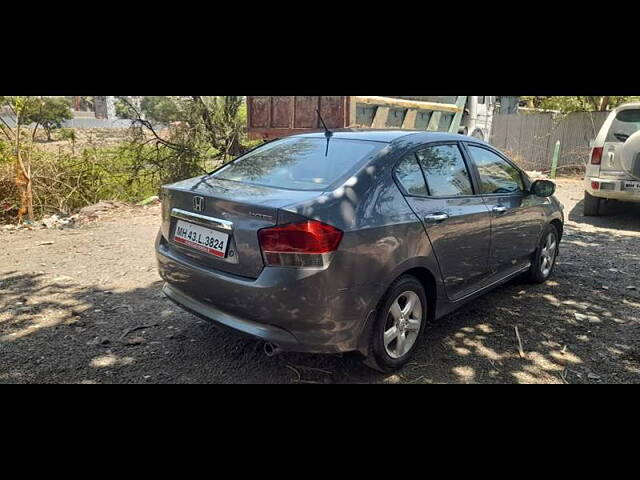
(118, 96, 191, 153)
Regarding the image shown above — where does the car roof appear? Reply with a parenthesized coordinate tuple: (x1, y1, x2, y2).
(613, 102, 640, 112)
(294, 128, 476, 145)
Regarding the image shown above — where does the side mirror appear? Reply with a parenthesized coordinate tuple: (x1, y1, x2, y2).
(531, 179, 555, 197)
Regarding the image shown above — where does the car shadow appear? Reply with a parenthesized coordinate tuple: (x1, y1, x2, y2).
(2, 224, 639, 384)
(569, 198, 640, 233)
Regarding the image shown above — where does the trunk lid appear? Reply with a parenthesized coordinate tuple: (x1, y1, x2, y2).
(162, 175, 320, 279)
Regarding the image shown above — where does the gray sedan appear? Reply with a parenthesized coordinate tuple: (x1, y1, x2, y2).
(156, 130, 563, 371)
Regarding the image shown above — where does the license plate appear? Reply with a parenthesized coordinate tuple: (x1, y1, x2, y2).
(174, 220, 229, 257)
(623, 181, 640, 190)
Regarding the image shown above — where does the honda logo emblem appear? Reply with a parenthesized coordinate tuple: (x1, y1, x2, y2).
(193, 196, 205, 212)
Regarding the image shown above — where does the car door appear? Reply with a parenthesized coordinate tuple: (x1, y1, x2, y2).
(395, 142, 492, 301)
(464, 143, 544, 275)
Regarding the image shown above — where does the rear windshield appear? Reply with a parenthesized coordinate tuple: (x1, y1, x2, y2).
(212, 137, 383, 190)
(606, 109, 640, 142)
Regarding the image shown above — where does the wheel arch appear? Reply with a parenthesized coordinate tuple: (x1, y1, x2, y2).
(550, 218, 563, 241)
(356, 263, 440, 355)
(402, 267, 437, 323)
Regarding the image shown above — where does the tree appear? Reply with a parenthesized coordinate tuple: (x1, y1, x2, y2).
(117, 96, 248, 162)
(22, 97, 73, 141)
(0, 96, 62, 222)
(140, 96, 186, 124)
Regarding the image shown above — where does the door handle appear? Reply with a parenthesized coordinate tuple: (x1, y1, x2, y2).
(424, 213, 449, 223)
(492, 206, 508, 215)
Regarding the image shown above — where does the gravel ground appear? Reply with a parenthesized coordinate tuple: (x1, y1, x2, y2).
(1, 177, 639, 384)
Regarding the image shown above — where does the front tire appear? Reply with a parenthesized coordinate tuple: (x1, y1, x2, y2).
(364, 275, 427, 372)
(583, 191, 602, 216)
(528, 224, 559, 283)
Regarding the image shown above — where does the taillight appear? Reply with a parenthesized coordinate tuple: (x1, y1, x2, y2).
(258, 220, 343, 268)
(591, 147, 603, 165)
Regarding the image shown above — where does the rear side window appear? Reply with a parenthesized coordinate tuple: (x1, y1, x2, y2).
(395, 155, 429, 196)
(212, 137, 382, 191)
(606, 109, 640, 143)
(416, 144, 473, 197)
(467, 145, 524, 194)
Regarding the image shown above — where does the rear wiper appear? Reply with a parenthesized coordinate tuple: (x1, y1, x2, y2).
(613, 132, 630, 142)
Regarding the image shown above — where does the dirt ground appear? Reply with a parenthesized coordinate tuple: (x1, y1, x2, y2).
(1, 177, 639, 384)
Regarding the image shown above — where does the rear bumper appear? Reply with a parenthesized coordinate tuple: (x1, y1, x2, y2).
(585, 177, 640, 202)
(162, 282, 300, 348)
(156, 232, 376, 354)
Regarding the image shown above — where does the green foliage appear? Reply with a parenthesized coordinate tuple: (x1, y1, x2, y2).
(1, 96, 73, 140)
(31, 97, 73, 140)
(115, 96, 189, 124)
(26, 142, 176, 215)
(0, 96, 257, 222)
(140, 96, 188, 124)
(56, 127, 76, 142)
(0, 139, 10, 164)
(522, 96, 640, 113)
(114, 98, 132, 119)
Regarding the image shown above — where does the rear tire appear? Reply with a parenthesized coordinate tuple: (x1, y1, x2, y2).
(583, 191, 602, 216)
(528, 224, 559, 284)
(364, 275, 427, 372)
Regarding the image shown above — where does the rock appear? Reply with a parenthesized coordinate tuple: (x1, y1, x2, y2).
(37, 241, 55, 246)
(626, 286, 637, 290)
(126, 336, 146, 346)
(587, 373, 600, 380)
(41, 213, 77, 229)
(41, 214, 60, 228)
(78, 201, 123, 217)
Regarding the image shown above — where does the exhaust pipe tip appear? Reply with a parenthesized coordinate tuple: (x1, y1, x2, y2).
(263, 342, 282, 357)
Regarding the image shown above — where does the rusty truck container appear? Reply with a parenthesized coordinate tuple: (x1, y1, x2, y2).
(247, 96, 472, 141)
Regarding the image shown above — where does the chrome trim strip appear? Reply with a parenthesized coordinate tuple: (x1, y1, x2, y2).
(171, 208, 233, 231)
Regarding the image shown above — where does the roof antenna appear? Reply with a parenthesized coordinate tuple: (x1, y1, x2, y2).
(316, 108, 333, 156)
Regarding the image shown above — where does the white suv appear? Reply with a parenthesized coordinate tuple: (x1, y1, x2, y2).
(584, 103, 640, 215)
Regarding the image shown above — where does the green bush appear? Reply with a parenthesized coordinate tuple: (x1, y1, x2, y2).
(56, 128, 76, 142)
(22, 135, 213, 217)
(1, 96, 258, 223)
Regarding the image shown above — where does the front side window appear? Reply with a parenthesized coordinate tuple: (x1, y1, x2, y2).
(395, 155, 429, 196)
(416, 144, 474, 197)
(212, 137, 383, 191)
(467, 145, 524, 194)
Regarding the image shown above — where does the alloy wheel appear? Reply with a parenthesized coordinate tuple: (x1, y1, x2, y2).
(383, 291, 423, 359)
(540, 232, 557, 277)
